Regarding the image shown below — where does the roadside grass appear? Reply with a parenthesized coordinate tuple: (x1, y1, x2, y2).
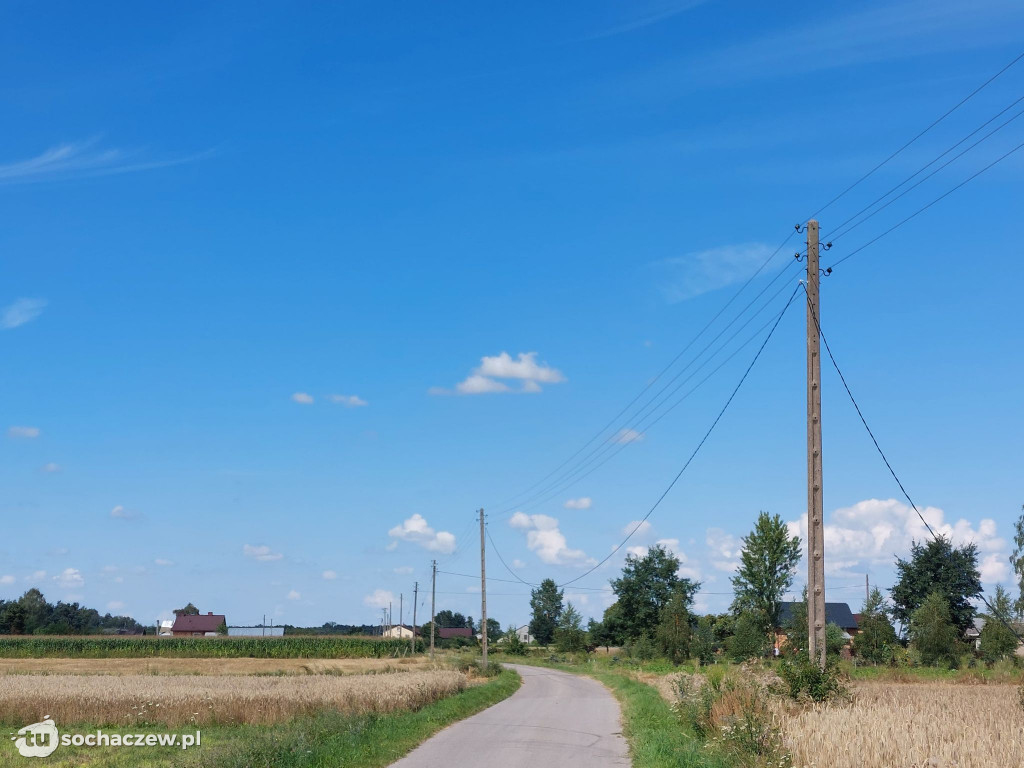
(492, 654, 731, 768)
(0, 668, 520, 767)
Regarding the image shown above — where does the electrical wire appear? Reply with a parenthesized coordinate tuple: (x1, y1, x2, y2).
(828, 138, 1024, 270)
(806, 49, 1024, 220)
(802, 285, 1023, 643)
(557, 283, 802, 588)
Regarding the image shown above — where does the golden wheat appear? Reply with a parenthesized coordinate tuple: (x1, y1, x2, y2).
(0, 656, 432, 677)
(0, 669, 466, 726)
(782, 681, 1024, 768)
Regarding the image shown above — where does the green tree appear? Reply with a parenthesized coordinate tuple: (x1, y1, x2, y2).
(610, 545, 698, 640)
(692, 616, 715, 665)
(979, 585, 1019, 663)
(783, 590, 809, 658)
(655, 588, 692, 664)
(587, 618, 615, 651)
(1011, 505, 1024, 620)
(529, 579, 564, 646)
(728, 611, 769, 661)
(216, 620, 228, 636)
(825, 622, 846, 657)
(731, 512, 802, 634)
(485, 618, 501, 640)
(909, 590, 962, 667)
(173, 603, 200, 617)
(504, 625, 528, 656)
(433, 610, 467, 629)
(853, 587, 898, 664)
(891, 537, 981, 635)
(554, 602, 586, 653)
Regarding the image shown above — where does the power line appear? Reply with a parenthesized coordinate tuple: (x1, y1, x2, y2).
(557, 283, 802, 588)
(806, 49, 1024, 221)
(826, 102, 1024, 244)
(803, 285, 1023, 644)
(484, 524, 538, 588)
(828, 138, 1024, 270)
(492, 231, 798, 514)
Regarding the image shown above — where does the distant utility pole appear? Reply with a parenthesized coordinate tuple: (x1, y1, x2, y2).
(865, 574, 870, 606)
(479, 508, 488, 669)
(806, 219, 827, 671)
(411, 581, 419, 655)
(430, 560, 437, 659)
(399, 593, 403, 636)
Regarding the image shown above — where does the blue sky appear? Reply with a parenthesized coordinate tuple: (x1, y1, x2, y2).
(2, 0, 1023, 629)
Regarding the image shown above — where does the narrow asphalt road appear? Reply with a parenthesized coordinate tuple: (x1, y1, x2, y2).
(388, 664, 630, 767)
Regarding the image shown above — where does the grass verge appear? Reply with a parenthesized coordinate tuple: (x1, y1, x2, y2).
(0, 668, 521, 768)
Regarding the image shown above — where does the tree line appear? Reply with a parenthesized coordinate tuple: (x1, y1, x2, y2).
(517, 506, 1024, 669)
(0, 589, 145, 635)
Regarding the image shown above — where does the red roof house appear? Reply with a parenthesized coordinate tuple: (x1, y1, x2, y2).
(171, 612, 226, 636)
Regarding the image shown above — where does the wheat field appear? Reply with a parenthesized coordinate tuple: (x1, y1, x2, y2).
(0, 656, 432, 676)
(782, 681, 1024, 768)
(0, 669, 466, 726)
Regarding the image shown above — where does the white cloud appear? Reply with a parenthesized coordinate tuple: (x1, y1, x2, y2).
(432, 351, 566, 396)
(364, 589, 395, 609)
(387, 514, 457, 554)
(54, 568, 84, 588)
(564, 497, 593, 510)
(107, 601, 125, 612)
(322, 570, 337, 580)
(154, 558, 174, 567)
(27, 570, 46, 582)
(706, 528, 743, 573)
(243, 544, 284, 562)
(393, 566, 414, 575)
(787, 498, 1010, 583)
(614, 428, 644, 444)
(287, 590, 301, 601)
(8, 426, 40, 439)
(41, 462, 61, 473)
(657, 243, 776, 302)
(291, 392, 314, 405)
(0, 575, 14, 585)
(110, 505, 140, 520)
(512, 559, 526, 569)
(329, 394, 367, 407)
(1, 298, 47, 329)
(623, 520, 652, 536)
(509, 512, 595, 566)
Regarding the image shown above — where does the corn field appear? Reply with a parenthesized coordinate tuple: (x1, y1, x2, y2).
(0, 636, 421, 659)
(0, 669, 466, 726)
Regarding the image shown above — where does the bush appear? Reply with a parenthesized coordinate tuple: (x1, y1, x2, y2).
(777, 653, 848, 703)
(453, 657, 504, 677)
(692, 616, 716, 666)
(979, 616, 1019, 663)
(503, 626, 528, 656)
(624, 633, 656, 661)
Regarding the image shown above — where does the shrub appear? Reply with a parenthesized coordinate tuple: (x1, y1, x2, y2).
(692, 616, 716, 666)
(777, 653, 848, 703)
(624, 633, 656, 661)
(909, 591, 963, 667)
(728, 612, 769, 662)
(503, 626, 528, 656)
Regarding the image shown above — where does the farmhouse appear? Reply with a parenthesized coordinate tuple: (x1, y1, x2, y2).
(383, 624, 416, 639)
(774, 601, 859, 652)
(170, 612, 226, 637)
(497, 624, 534, 644)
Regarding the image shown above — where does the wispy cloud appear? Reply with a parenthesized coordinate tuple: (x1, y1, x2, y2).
(291, 392, 314, 405)
(244, 544, 284, 562)
(329, 394, 368, 407)
(655, 243, 776, 302)
(579, 0, 708, 41)
(1, 298, 46, 330)
(0, 138, 212, 185)
(8, 426, 40, 439)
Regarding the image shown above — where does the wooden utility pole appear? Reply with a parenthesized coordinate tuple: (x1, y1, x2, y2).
(806, 219, 827, 671)
(411, 581, 419, 655)
(479, 508, 488, 669)
(399, 593, 403, 639)
(430, 560, 437, 659)
(865, 574, 870, 606)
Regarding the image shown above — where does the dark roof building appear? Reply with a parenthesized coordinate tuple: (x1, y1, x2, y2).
(437, 627, 473, 640)
(776, 602, 859, 632)
(171, 612, 226, 635)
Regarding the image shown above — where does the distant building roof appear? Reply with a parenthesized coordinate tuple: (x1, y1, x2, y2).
(777, 602, 858, 631)
(437, 627, 473, 639)
(171, 613, 226, 633)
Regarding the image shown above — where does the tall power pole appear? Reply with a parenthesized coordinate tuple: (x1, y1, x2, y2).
(399, 593, 403, 638)
(411, 581, 419, 655)
(430, 560, 437, 659)
(479, 508, 488, 669)
(806, 219, 827, 671)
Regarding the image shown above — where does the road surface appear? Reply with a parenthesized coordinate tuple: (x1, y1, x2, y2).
(388, 663, 630, 767)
